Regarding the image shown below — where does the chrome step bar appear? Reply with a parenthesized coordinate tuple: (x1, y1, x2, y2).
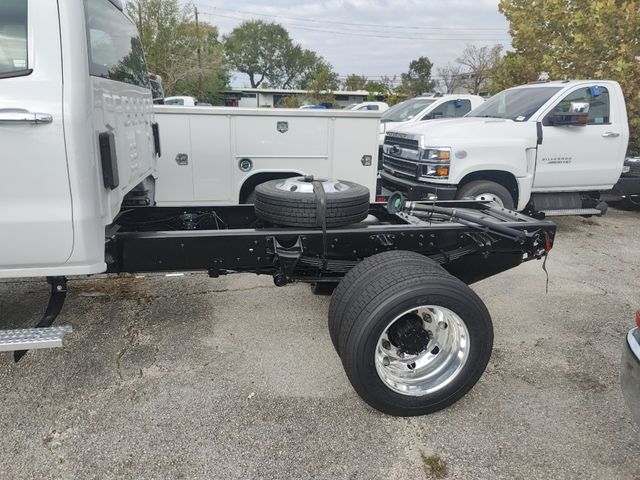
(541, 208, 603, 217)
(0, 325, 72, 352)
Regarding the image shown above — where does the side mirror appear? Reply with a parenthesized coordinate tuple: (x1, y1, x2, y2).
(432, 112, 444, 119)
(549, 101, 590, 126)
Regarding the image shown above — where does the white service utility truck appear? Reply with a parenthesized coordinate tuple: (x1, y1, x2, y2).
(0, 0, 557, 417)
(152, 106, 380, 205)
(380, 81, 629, 215)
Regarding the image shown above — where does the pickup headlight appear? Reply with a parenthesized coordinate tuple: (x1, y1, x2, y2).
(422, 148, 451, 162)
(418, 147, 451, 179)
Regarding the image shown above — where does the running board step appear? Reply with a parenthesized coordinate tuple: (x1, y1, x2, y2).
(0, 325, 72, 352)
(540, 208, 603, 217)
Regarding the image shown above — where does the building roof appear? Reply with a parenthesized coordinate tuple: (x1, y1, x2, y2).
(225, 87, 371, 96)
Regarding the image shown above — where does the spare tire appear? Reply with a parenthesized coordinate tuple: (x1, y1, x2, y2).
(254, 177, 370, 228)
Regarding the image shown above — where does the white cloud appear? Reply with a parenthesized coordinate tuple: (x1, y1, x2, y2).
(190, 0, 511, 87)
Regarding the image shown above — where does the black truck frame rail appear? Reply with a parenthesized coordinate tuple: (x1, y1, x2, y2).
(106, 200, 556, 286)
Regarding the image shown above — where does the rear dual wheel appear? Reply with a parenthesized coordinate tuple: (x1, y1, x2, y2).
(329, 250, 493, 416)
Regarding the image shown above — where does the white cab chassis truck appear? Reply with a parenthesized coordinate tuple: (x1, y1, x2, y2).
(153, 106, 380, 205)
(380, 81, 629, 216)
(0, 0, 557, 417)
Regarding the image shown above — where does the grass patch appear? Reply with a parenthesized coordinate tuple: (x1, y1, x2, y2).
(421, 453, 448, 478)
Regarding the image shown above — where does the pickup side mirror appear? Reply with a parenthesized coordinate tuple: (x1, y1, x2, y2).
(548, 101, 590, 126)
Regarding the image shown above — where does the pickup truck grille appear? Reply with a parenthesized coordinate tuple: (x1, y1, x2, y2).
(383, 135, 419, 151)
(382, 133, 421, 178)
(382, 155, 419, 178)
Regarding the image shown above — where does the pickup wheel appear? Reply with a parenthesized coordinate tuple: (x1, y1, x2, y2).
(328, 251, 447, 355)
(456, 180, 515, 209)
(338, 259, 493, 416)
(254, 177, 370, 228)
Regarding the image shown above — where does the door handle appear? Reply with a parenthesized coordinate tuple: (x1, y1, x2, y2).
(602, 131, 620, 138)
(0, 109, 53, 125)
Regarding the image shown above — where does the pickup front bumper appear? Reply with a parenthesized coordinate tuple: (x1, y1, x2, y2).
(379, 170, 457, 201)
(621, 327, 640, 425)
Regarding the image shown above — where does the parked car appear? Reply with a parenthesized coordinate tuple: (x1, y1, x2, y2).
(378, 95, 485, 146)
(380, 81, 629, 216)
(346, 101, 389, 112)
(621, 310, 640, 425)
(164, 96, 211, 107)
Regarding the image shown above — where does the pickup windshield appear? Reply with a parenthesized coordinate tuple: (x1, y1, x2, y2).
(467, 86, 562, 121)
(0, 0, 28, 78)
(382, 98, 435, 123)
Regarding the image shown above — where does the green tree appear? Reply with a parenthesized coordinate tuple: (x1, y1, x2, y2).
(224, 20, 291, 88)
(343, 74, 368, 91)
(498, 0, 640, 152)
(127, 0, 227, 101)
(400, 57, 436, 97)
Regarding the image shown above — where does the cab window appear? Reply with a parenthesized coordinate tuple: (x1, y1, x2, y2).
(0, 0, 28, 78)
(547, 87, 610, 125)
(84, 0, 150, 88)
(424, 99, 472, 120)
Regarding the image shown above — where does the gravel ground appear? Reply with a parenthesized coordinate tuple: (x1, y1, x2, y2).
(1, 205, 639, 479)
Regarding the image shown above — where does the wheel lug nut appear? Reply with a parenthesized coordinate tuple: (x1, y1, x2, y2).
(382, 356, 390, 366)
(438, 321, 448, 330)
(382, 340, 391, 350)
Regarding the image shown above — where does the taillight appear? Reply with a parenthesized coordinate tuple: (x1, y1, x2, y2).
(636, 310, 640, 328)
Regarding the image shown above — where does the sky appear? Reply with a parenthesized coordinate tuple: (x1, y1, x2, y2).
(187, 0, 512, 88)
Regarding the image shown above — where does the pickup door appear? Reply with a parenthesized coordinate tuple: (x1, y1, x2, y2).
(534, 84, 628, 190)
(0, 0, 73, 269)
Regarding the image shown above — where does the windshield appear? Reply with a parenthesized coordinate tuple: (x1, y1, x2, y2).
(468, 87, 562, 121)
(0, 0, 28, 78)
(382, 98, 435, 123)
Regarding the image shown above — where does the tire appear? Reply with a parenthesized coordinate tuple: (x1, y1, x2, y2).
(328, 251, 447, 355)
(339, 263, 493, 416)
(456, 180, 515, 209)
(310, 282, 338, 296)
(254, 177, 370, 228)
(242, 190, 256, 205)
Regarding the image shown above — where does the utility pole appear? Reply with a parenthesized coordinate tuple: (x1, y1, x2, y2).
(195, 5, 202, 96)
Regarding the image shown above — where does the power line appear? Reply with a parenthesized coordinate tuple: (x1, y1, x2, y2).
(196, 4, 508, 32)
(199, 11, 510, 42)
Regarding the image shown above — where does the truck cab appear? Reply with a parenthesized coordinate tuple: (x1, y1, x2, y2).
(0, 0, 157, 278)
(380, 81, 629, 214)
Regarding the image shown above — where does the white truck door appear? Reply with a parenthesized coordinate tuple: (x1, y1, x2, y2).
(534, 85, 625, 190)
(0, 0, 73, 268)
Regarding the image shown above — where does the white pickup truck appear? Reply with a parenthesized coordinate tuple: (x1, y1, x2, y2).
(378, 95, 485, 147)
(380, 81, 629, 215)
(0, 0, 558, 417)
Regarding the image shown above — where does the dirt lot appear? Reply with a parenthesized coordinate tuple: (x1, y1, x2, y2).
(1, 205, 639, 480)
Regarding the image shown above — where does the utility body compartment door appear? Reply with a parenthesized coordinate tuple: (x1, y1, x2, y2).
(0, 0, 73, 269)
(533, 84, 628, 191)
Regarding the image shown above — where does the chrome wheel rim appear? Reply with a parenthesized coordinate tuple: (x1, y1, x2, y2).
(473, 193, 504, 207)
(274, 176, 350, 194)
(374, 306, 470, 396)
